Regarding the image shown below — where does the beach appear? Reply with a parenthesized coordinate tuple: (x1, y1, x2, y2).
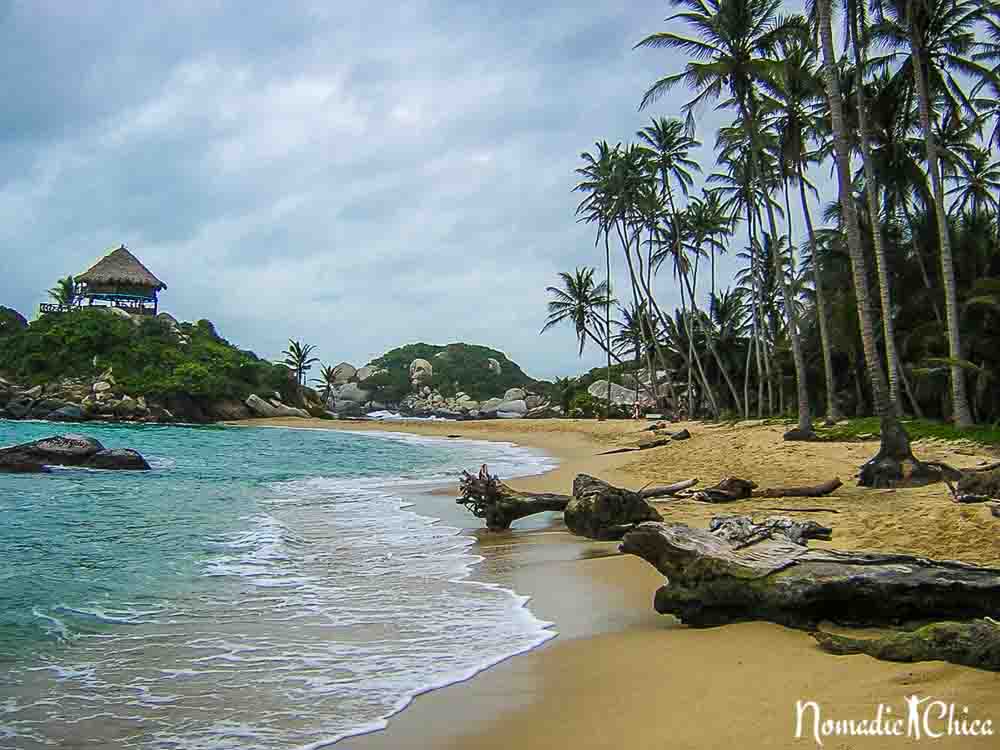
(241, 417, 1000, 749)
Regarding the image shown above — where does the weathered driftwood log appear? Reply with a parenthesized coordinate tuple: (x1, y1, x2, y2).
(456, 469, 569, 531)
(639, 478, 698, 499)
(707, 515, 833, 548)
(564, 475, 662, 540)
(945, 463, 1000, 503)
(811, 619, 1000, 672)
(683, 477, 842, 503)
(620, 520, 1000, 628)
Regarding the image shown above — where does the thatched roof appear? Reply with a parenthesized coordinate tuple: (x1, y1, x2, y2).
(76, 246, 167, 290)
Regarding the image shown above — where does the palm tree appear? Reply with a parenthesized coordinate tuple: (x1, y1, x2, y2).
(315, 364, 340, 401)
(281, 340, 319, 387)
(871, 0, 997, 426)
(636, 0, 815, 436)
(48, 276, 77, 308)
(817, 0, 919, 485)
(541, 267, 616, 358)
(947, 147, 1000, 219)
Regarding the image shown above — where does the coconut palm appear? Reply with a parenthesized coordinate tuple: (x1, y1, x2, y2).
(315, 364, 340, 401)
(281, 340, 319, 387)
(636, 0, 815, 435)
(540, 267, 615, 357)
(48, 276, 77, 308)
(871, 0, 998, 426)
(946, 147, 1000, 219)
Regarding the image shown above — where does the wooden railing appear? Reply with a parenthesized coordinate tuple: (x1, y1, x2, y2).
(39, 303, 69, 314)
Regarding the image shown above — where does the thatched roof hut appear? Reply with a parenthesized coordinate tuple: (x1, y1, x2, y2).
(77, 245, 167, 291)
(75, 245, 167, 315)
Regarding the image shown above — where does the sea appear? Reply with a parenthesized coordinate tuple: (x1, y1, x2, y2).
(0, 421, 557, 749)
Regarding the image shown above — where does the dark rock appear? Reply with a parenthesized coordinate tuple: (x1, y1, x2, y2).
(637, 436, 670, 450)
(5, 399, 32, 419)
(31, 398, 70, 418)
(783, 427, 817, 441)
(48, 404, 86, 422)
(86, 449, 151, 470)
(204, 399, 253, 421)
(564, 474, 663, 540)
(671, 428, 691, 441)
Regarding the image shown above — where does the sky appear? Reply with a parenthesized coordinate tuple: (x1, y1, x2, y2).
(0, 0, 801, 381)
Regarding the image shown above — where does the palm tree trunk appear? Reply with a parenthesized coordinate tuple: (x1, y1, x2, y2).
(797, 164, 840, 422)
(604, 231, 613, 417)
(851, 27, 903, 417)
(909, 23, 973, 427)
(819, 0, 919, 484)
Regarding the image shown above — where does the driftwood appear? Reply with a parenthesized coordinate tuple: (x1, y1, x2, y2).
(707, 515, 832, 548)
(639, 478, 698, 499)
(564, 475, 662, 540)
(682, 476, 843, 503)
(456, 468, 569, 531)
(945, 463, 1000, 504)
(811, 619, 1000, 672)
(621, 520, 1000, 628)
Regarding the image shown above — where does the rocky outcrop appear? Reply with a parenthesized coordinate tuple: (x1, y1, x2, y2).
(332, 362, 357, 384)
(503, 388, 526, 402)
(487, 358, 502, 374)
(564, 475, 663, 540)
(587, 380, 651, 407)
(409, 358, 433, 385)
(0, 434, 151, 472)
(496, 399, 527, 416)
(244, 394, 309, 419)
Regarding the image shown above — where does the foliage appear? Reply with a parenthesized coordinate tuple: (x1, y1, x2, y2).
(0, 308, 296, 402)
(366, 342, 539, 403)
(816, 418, 1000, 448)
(281, 339, 319, 387)
(48, 276, 77, 308)
(0, 306, 27, 337)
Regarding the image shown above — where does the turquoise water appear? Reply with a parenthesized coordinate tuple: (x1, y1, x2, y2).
(0, 421, 555, 749)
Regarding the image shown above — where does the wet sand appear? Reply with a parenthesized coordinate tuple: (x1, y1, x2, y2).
(246, 417, 1000, 748)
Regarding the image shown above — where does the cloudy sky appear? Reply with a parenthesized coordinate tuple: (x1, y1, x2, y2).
(2, 1, 782, 380)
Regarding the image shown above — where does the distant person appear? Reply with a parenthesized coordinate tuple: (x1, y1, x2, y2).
(632, 402, 641, 420)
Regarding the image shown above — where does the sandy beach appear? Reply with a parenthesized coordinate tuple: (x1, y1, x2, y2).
(247, 417, 1000, 748)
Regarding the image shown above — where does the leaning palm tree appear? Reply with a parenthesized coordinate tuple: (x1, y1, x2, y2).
(871, 0, 997, 426)
(636, 0, 815, 437)
(540, 267, 616, 358)
(816, 0, 929, 486)
(281, 340, 319, 387)
(48, 276, 77, 308)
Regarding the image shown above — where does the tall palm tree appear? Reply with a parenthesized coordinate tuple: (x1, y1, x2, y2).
(48, 276, 77, 308)
(281, 340, 319, 387)
(315, 364, 340, 401)
(871, 0, 997, 426)
(540, 267, 615, 358)
(947, 147, 1000, 219)
(636, 0, 814, 436)
(817, 0, 918, 485)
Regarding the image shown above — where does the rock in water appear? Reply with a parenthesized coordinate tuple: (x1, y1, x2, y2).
(0, 434, 150, 472)
(564, 474, 662, 540)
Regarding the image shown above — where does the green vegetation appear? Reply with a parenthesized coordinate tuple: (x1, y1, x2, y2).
(366, 342, 540, 402)
(816, 418, 1000, 448)
(0, 307, 296, 402)
(48, 276, 77, 308)
(281, 339, 318, 387)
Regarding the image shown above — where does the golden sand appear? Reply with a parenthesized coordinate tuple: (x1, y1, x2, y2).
(246, 417, 1000, 748)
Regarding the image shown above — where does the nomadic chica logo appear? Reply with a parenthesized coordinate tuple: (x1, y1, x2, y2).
(795, 696, 994, 745)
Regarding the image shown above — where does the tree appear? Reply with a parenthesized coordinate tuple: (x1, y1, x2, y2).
(541, 267, 614, 357)
(315, 364, 339, 401)
(281, 339, 319, 387)
(48, 276, 77, 308)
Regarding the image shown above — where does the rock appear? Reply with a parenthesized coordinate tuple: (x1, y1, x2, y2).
(671, 428, 691, 441)
(87, 449, 151, 470)
(5, 399, 32, 419)
(332, 362, 357, 384)
(245, 394, 281, 418)
(495, 399, 527, 415)
(0, 433, 148, 472)
(48, 404, 86, 422)
(587, 380, 644, 406)
(115, 395, 139, 418)
(503, 388, 527, 401)
(526, 405, 559, 419)
(336, 383, 370, 403)
(783, 427, 817, 441)
(93, 381, 113, 394)
(487, 358, 502, 375)
(204, 399, 253, 421)
(23, 385, 43, 399)
(335, 401, 365, 417)
(356, 365, 379, 382)
(265, 399, 310, 418)
(409, 358, 434, 384)
(524, 394, 544, 410)
(30, 398, 70, 417)
(156, 311, 179, 327)
(564, 474, 663, 541)
(480, 397, 503, 412)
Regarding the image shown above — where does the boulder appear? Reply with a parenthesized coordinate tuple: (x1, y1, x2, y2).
(246, 394, 280, 418)
(409, 358, 434, 384)
(564, 474, 663, 540)
(93, 381, 113, 394)
(332, 362, 357, 384)
(23, 385, 44, 399)
(526, 405, 559, 419)
(356, 365, 379, 382)
(336, 383, 370, 403)
(115, 395, 139, 418)
(503, 388, 527, 402)
(30, 398, 71, 417)
(524, 394, 544, 410)
(204, 399, 253, 421)
(495, 399, 527, 415)
(5, 399, 32, 419)
(87, 449, 151, 470)
(48, 404, 86, 422)
(266, 399, 311, 418)
(480, 397, 503, 412)
(587, 380, 643, 406)
(487, 358, 502, 375)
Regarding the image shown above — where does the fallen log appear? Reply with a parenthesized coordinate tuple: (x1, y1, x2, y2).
(639, 478, 698, 499)
(946, 464, 1000, 503)
(564, 475, 662, 540)
(811, 619, 1000, 672)
(456, 468, 569, 531)
(707, 515, 833, 548)
(682, 476, 842, 503)
(620, 520, 1000, 628)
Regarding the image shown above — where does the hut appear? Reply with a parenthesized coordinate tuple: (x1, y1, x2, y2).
(75, 245, 167, 315)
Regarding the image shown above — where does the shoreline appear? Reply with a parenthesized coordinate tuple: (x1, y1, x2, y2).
(242, 417, 1000, 749)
